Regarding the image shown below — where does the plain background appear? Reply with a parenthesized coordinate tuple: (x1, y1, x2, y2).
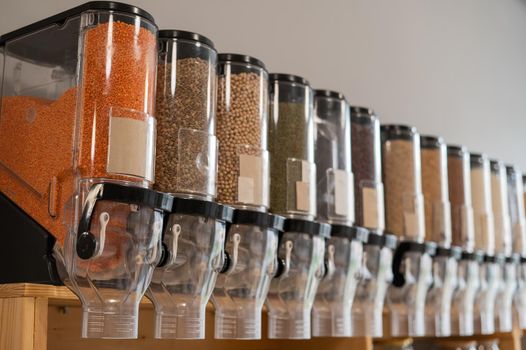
(1, 0, 526, 168)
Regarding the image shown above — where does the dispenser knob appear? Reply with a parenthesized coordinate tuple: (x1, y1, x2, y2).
(76, 232, 97, 260)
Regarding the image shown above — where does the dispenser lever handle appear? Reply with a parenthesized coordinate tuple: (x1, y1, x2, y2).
(392, 241, 412, 287)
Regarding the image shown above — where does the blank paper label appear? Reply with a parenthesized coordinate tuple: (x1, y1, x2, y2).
(363, 186, 383, 229)
(334, 169, 351, 216)
(301, 160, 311, 183)
(107, 116, 154, 181)
(404, 211, 419, 238)
(237, 176, 255, 204)
(239, 154, 263, 205)
(296, 181, 310, 212)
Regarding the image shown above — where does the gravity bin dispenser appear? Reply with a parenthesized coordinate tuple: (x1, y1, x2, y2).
(311, 90, 367, 337)
(381, 125, 435, 337)
(350, 106, 396, 337)
(470, 153, 499, 335)
(446, 145, 478, 336)
(211, 54, 283, 340)
(0, 2, 171, 339)
(420, 135, 459, 337)
(489, 160, 515, 333)
(266, 73, 328, 339)
(507, 166, 526, 329)
(145, 30, 234, 340)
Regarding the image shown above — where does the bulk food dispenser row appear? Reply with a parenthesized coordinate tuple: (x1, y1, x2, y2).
(0, 1, 526, 344)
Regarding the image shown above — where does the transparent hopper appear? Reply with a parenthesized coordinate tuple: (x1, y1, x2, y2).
(312, 227, 366, 337)
(425, 247, 460, 337)
(146, 198, 233, 339)
(387, 241, 435, 337)
(451, 252, 481, 336)
(352, 233, 396, 337)
(515, 260, 526, 328)
(65, 183, 171, 339)
(474, 257, 501, 334)
(265, 220, 329, 339)
(496, 258, 517, 332)
(212, 211, 282, 339)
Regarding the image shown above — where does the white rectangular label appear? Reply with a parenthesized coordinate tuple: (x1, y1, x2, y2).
(334, 169, 350, 216)
(239, 154, 263, 205)
(363, 186, 381, 229)
(296, 181, 310, 212)
(237, 176, 255, 204)
(107, 116, 154, 181)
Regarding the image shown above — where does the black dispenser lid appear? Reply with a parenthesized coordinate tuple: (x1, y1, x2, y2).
(231, 209, 284, 231)
(159, 30, 215, 48)
(170, 196, 233, 222)
(420, 135, 444, 149)
(380, 124, 418, 141)
(269, 73, 310, 86)
(0, 1, 156, 44)
(314, 89, 346, 101)
(218, 53, 266, 70)
(330, 225, 368, 242)
(282, 218, 331, 239)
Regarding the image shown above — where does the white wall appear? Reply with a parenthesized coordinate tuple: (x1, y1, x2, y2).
(2, 0, 526, 168)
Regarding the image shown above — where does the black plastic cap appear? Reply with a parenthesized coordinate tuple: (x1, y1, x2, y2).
(489, 159, 503, 172)
(314, 89, 346, 101)
(269, 73, 310, 87)
(447, 144, 468, 157)
(506, 165, 519, 176)
(231, 209, 284, 232)
(170, 196, 233, 222)
(470, 153, 486, 166)
(506, 254, 520, 264)
(330, 225, 368, 242)
(1, 1, 156, 44)
(159, 30, 215, 49)
(282, 219, 331, 239)
(218, 53, 266, 70)
(420, 135, 444, 149)
(435, 246, 451, 258)
(380, 124, 418, 141)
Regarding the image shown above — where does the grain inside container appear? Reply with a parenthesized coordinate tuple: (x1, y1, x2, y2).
(268, 73, 316, 219)
(489, 160, 512, 256)
(420, 135, 452, 247)
(216, 54, 269, 210)
(381, 124, 425, 242)
(350, 106, 385, 232)
(469, 153, 495, 255)
(155, 30, 217, 199)
(447, 145, 475, 252)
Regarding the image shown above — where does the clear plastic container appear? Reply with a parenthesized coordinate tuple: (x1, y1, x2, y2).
(420, 136, 451, 247)
(66, 183, 171, 339)
(451, 251, 482, 336)
(351, 107, 384, 231)
(352, 232, 397, 337)
(447, 146, 475, 252)
(268, 74, 316, 219)
(0, 3, 164, 339)
(425, 247, 460, 336)
(155, 30, 217, 199)
(147, 199, 233, 339)
(211, 210, 283, 339)
(474, 255, 501, 334)
(507, 166, 526, 256)
(216, 54, 269, 210)
(489, 160, 512, 256)
(516, 258, 526, 328)
(0, 4, 158, 247)
(470, 153, 495, 256)
(388, 241, 436, 336)
(496, 256, 517, 332)
(314, 90, 353, 226)
(265, 219, 330, 339)
(381, 125, 425, 242)
(312, 226, 367, 337)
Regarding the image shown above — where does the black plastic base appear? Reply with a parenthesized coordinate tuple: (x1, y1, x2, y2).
(0, 191, 62, 285)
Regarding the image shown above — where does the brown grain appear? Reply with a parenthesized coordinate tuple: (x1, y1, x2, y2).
(216, 72, 266, 205)
(154, 58, 214, 196)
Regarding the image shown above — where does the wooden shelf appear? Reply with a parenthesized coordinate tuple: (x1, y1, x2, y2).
(0, 283, 521, 350)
